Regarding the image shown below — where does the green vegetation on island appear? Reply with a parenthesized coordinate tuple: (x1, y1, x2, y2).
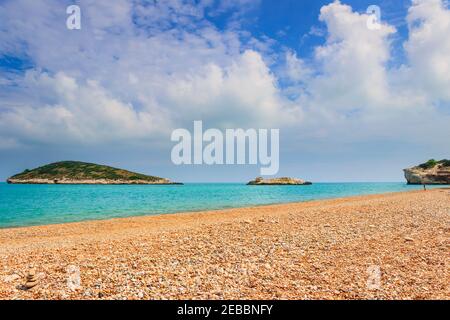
(7, 161, 181, 185)
(418, 159, 450, 169)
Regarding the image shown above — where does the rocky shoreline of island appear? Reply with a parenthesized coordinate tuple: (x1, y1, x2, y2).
(6, 178, 183, 185)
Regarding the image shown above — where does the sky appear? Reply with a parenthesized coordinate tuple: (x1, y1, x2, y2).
(0, 0, 449, 182)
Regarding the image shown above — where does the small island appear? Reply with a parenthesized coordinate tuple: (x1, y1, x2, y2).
(404, 159, 450, 185)
(6, 161, 183, 185)
(247, 177, 312, 185)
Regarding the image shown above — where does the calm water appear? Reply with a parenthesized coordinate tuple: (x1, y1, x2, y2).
(0, 182, 435, 228)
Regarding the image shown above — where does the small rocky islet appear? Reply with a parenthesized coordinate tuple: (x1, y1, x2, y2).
(403, 159, 450, 185)
(247, 177, 312, 185)
(6, 161, 182, 185)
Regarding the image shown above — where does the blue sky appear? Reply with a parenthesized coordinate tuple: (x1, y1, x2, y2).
(0, 0, 449, 182)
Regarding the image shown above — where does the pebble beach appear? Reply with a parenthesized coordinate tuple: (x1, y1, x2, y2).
(0, 189, 449, 300)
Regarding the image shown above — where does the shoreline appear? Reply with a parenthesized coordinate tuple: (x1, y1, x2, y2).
(0, 189, 449, 299)
(0, 189, 447, 244)
(2, 189, 402, 232)
(1, 187, 445, 230)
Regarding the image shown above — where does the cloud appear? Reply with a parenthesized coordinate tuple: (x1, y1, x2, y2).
(0, 0, 449, 160)
(276, 0, 450, 150)
(0, 49, 296, 149)
(163, 50, 299, 128)
(0, 0, 292, 149)
(311, 0, 396, 112)
(0, 71, 168, 147)
(283, 51, 313, 84)
(404, 0, 450, 101)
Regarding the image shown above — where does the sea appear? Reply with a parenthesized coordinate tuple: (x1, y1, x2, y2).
(0, 182, 438, 228)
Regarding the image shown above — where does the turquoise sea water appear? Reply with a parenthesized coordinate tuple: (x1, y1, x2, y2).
(0, 182, 438, 228)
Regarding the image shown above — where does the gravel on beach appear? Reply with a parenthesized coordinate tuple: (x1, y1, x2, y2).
(0, 189, 449, 300)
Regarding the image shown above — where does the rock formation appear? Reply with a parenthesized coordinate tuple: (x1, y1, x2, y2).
(24, 269, 38, 289)
(403, 159, 450, 185)
(247, 177, 312, 185)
